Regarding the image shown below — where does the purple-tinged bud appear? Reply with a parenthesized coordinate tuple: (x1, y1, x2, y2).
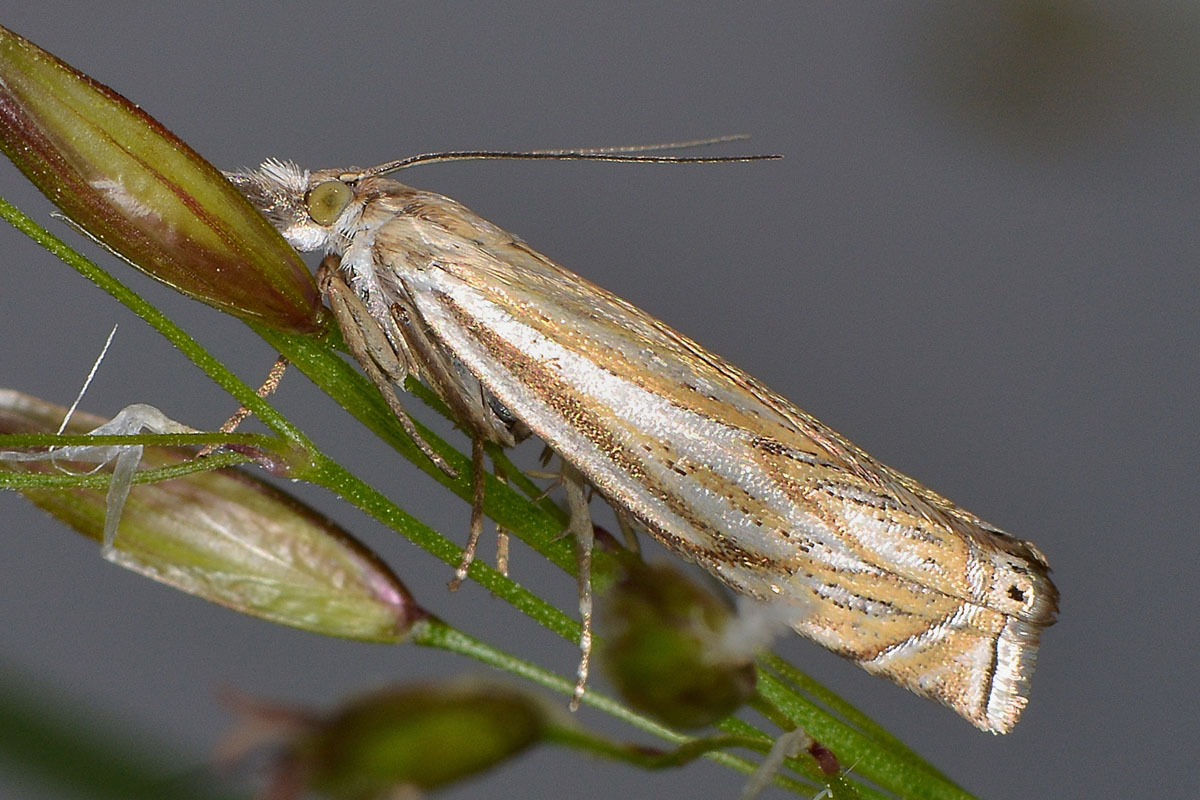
(0, 26, 324, 333)
(0, 389, 420, 641)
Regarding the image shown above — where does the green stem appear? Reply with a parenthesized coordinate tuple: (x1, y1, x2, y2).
(756, 671, 976, 800)
(718, 714, 888, 799)
(0, 432, 269, 449)
(761, 652, 927, 765)
(0, 196, 301, 443)
(0, 449, 249, 489)
(547, 727, 774, 772)
(305, 455, 581, 642)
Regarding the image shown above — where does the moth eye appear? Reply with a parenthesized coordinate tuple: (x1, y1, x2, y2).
(306, 180, 352, 225)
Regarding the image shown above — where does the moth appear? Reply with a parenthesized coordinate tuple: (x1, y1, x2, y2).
(227, 145, 1057, 733)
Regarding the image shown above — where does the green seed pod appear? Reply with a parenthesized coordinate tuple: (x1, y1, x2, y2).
(599, 561, 757, 729)
(233, 683, 546, 798)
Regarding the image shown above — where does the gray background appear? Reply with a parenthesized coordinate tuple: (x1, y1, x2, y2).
(2, 3, 1197, 798)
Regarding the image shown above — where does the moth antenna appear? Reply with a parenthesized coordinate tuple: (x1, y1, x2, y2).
(341, 135, 781, 180)
(514, 133, 752, 155)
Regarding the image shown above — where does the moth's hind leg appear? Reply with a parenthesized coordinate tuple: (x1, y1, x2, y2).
(448, 436, 487, 591)
(613, 507, 642, 555)
(561, 462, 595, 710)
(491, 463, 513, 576)
(318, 257, 456, 477)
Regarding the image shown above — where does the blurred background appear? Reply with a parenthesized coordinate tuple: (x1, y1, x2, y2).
(1, 2, 1197, 798)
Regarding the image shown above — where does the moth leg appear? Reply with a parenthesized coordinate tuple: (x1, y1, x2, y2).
(318, 258, 457, 477)
(562, 462, 595, 710)
(493, 466, 511, 576)
(614, 508, 641, 555)
(386, 296, 515, 449)
(199, 355, 289, 457)
(448, 436, 487, 591)
(388, 298, 520, 584)
(524, 471, 562, 491)
(444, 439, 518, 587)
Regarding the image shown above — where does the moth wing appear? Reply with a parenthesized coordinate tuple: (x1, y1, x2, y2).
(370, 187, 1054, 609)
(369, 186, 1056, 731)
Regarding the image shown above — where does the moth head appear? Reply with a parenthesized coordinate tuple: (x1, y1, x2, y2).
(225, 159, 355, 253)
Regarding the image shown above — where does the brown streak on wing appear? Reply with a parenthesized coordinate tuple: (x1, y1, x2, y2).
(426, 288, 781, 576)
(373, 183, 1055, 619)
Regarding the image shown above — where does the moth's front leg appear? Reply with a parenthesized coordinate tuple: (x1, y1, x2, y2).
(385, 294, 515, 449)
(385, 295, 517, 592)
(317, 256, 456, 477)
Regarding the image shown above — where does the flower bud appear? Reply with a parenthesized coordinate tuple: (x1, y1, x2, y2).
(0, 25, 324, 333)
(599, 561, 756, 729)
(0, 389, 419, 641)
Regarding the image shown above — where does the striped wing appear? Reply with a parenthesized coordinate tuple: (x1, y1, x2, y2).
(363, 179, 1057, 732)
